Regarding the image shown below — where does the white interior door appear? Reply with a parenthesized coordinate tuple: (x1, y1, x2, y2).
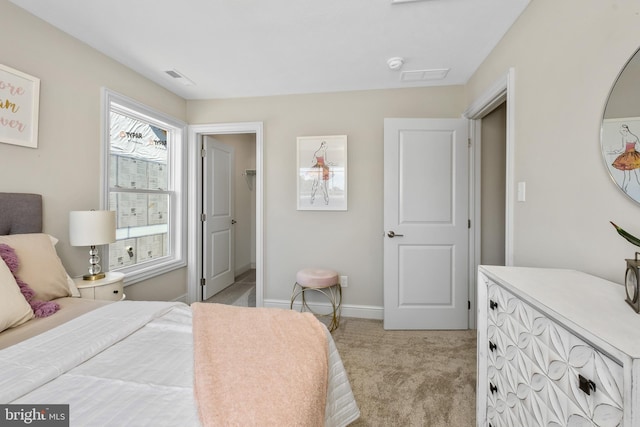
(202, 136, 235, 300)
(383, 118, 469, 329)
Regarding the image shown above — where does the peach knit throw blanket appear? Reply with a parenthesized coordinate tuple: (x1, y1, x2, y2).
(191, 303, 328, 427)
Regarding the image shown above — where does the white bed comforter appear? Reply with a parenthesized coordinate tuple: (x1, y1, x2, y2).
(0, 301, 359, 426)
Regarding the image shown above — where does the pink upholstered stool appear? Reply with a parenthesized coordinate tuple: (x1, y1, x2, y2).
(290, 268, 342, 332)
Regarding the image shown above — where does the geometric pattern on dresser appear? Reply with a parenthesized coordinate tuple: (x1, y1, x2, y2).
(486, 281, 623, 427)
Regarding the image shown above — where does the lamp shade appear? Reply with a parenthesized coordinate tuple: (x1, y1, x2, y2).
(69, 210, 116, 247)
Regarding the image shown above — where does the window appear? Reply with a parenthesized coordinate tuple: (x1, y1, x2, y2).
(102, 89, 187, 284)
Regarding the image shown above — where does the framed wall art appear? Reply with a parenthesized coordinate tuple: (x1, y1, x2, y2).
(602, 117, 640, 204)
(0, 64, 40, 148)
(297, 135, 347, 211)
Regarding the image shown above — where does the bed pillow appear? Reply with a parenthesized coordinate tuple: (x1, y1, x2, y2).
(0, 233, 71, 301)
(0, 257, 34, 332)
(66, 274, 81, 298)
(47, 235, 81, 297)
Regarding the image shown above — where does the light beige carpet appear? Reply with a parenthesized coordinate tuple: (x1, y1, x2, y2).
(331, 318, 477, 426)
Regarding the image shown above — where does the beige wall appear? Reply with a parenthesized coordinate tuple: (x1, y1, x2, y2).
(467, 0, 640, 283)
(0, 0, 466, 308)
(188, 87, 465, 306)
(0, 1, 188, 300)
(9, 0, 637, 308)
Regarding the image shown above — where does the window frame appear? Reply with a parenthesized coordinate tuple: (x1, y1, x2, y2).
(101, 88, 187, 285)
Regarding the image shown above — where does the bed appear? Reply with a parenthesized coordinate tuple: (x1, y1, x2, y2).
(0, 192, 360, 426)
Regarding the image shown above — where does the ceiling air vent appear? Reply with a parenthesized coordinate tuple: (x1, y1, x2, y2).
(391, 0, 431, 4)
(163, 69, 195, 86)
(400, 68, 450, 82)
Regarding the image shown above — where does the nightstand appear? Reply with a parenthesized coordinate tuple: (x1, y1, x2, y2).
(74, 271, 125, 301)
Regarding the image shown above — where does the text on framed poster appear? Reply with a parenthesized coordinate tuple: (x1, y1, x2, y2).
(0, 64, 40, 148)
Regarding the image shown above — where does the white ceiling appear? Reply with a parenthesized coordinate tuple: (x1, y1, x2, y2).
(10, 0, 530, 100)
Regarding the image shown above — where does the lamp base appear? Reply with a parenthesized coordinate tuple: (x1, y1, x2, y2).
(83, 272, 106, 281)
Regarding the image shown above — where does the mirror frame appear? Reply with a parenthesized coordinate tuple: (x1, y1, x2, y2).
(601, 47, 640, 204)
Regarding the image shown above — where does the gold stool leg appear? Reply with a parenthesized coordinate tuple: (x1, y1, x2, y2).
(291, 282, 342, 332)
(327, 283, 342, 332)
(290, 282, 305, 309)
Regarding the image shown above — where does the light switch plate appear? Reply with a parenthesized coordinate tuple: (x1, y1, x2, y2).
(517, 182, 526, 202)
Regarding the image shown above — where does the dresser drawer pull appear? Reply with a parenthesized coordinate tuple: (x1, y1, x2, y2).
(489, 300, 498, 310)
(489, 383, 498, 394)
(489, 341, 497, 352)
(578, 374, 596, 395)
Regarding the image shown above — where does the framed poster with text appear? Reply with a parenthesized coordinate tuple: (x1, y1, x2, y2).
(0, 64, 40, 148)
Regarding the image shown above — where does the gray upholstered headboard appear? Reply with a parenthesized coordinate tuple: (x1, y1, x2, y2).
(0, 193, 43, 235)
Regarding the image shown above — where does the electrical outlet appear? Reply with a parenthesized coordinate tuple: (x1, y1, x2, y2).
(340, 275, 348, 288)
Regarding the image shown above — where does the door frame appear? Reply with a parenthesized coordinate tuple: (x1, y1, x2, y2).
(463, 68, 515, 329)
(187, 122, 264, 306)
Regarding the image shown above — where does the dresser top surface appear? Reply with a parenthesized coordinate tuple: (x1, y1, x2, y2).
(479, 265, 640, 358)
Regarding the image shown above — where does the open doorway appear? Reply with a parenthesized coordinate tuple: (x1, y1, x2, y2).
(202, 133, 257, 306)
(187, 122, 264, 307)
(464, 68, 515, 329)
(480, 102, 507, 266)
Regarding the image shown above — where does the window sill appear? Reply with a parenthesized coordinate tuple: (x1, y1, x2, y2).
(114, 258, 187, 286)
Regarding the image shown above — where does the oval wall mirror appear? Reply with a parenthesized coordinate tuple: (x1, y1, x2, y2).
(602, 48, 640, 203)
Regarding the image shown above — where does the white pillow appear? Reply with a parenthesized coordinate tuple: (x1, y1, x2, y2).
(0, 233, 71, 301)
(48, 235, 80, 298)
(0, 258, 34, 333)
(66, 274, 80, 298)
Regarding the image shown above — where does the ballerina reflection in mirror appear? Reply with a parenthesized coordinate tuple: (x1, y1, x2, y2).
(611, 124, 640, 193)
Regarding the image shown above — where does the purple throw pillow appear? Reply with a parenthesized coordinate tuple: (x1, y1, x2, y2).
(0, 243, 60, 318)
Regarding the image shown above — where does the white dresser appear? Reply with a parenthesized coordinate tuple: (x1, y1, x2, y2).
(477, 266, 640, 427)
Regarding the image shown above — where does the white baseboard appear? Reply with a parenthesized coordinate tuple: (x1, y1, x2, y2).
(263, 299, 383, 320)
(178, 289, 382, 319)
(172, 293, 188, 304)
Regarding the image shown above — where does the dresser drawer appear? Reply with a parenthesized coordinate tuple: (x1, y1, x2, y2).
(486, 281, 624, 426)
(79, 282, 124, 301)
(94, 282, 124, 301)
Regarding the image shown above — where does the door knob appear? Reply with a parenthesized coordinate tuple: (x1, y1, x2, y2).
(387, 231, 404, 238)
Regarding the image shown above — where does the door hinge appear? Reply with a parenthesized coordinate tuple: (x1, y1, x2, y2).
(200, 278, 206, 287)
(468, 300, 471, 310)
(201, 148, 206, 157)
(468, 219, 471, 229)
(201, 213, 206, 222)
(468, 138, 471, 147)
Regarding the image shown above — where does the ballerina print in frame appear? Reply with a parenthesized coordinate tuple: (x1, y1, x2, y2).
(297, 135, 347, 211)
(602, 117, 640, 204)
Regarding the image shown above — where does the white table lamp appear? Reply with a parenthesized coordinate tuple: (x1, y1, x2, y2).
(69, 210, 116, 280)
